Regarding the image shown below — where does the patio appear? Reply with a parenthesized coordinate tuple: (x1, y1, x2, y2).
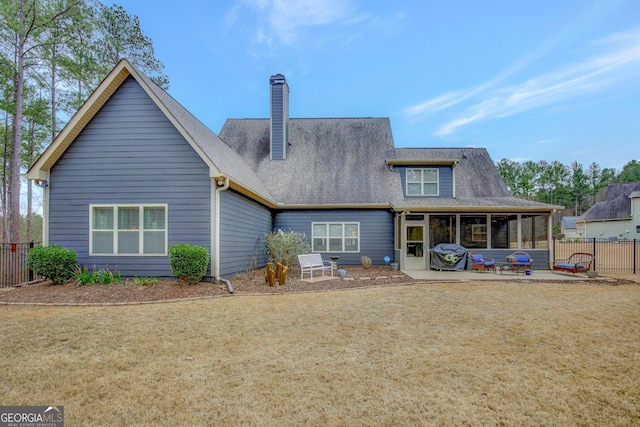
(403, 268, 611, 282)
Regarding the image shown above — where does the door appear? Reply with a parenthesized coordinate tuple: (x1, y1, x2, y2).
(405, 225, 425, 270)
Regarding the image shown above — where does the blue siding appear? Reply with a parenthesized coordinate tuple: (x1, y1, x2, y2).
(274, 209, 395, 266)
(49, 76, 211, 277)
(397, 166, 453, 198)
(219, 190, 273, 278)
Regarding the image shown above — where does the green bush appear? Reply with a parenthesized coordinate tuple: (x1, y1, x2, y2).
(27, 245, 77, 285)
(168, 244, 210, 285)
(264, 230, 312, 266)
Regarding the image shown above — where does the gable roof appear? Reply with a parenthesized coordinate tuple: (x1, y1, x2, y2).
(576, 181, 640, 222)
(28, 59, 277, 206)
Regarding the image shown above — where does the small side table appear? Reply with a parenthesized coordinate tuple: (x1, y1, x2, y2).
(496, 262, 528, 275)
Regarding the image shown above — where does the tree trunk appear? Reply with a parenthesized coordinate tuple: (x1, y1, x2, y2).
(9, 29, 25, 243)
(2, 114, 9, 242)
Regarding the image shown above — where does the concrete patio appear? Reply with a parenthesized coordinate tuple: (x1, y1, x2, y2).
(403, 268, 606, 282)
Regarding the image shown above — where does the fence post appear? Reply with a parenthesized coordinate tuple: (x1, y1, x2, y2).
(592, 238, 597, 273)
(634, 239, 637, 275)
(28, 241, 34, 281)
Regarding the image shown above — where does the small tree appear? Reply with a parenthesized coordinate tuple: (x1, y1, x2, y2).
(27, 245, 77, 285)
(168, 244, 209, 285)
(264, 230, 311, 266)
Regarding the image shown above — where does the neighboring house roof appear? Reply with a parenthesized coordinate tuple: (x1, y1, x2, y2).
(576, 182, 640, 222)
(27, 59, 277, 206)
(561, 216, 579, 229)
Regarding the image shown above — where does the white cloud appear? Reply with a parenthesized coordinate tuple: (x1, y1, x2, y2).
(406, 28, 640, 137)
(240, 0, 354, 45)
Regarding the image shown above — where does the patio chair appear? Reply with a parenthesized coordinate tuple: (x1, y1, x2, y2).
(468, 251, 495, 272)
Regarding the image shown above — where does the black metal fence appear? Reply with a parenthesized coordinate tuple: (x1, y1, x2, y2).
(553, 237, 639, 274)
(0, 242, 42, 287)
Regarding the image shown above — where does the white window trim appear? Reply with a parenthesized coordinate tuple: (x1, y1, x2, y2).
(89, 204, 168, 256)
(311, 222, 360, 253)
(406, 168, 439, 196)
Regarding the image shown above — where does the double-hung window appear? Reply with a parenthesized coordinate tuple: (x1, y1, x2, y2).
(312, 222, 359, 252)
(90, 204, 167, 255)
(407, 168, 439, 196)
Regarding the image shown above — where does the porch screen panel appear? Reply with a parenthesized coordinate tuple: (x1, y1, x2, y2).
(491, 215, 513, 249)
(429, 215, 456, 248)
(460, 215, 487, 249)
(522, 214, 549, 249)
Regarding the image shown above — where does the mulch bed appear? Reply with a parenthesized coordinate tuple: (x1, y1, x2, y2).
(0, 267, 418, 305)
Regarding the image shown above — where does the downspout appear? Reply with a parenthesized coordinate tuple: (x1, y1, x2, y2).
(214, 176, 233, 293)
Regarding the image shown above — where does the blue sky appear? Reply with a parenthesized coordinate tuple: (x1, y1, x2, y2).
(115, 0, 640, 172)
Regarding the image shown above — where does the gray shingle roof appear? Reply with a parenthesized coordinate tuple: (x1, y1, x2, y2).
(219, 118, 401, 205)
(219, 118, 560, 211)
(561, 216, 579, 229)
(577, 181, 640, 221)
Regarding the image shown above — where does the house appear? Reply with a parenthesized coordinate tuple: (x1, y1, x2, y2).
(574, 182, 640, 240)
(27, 60, 562, 278)
(560, 216, 580, 238)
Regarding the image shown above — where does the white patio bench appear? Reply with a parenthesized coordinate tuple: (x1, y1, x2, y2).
(297, 254, 333, 279)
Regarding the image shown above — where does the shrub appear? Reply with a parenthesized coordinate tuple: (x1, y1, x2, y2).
(264, 230, 311, 266)
(361, 255, 372, 268)
(168, 244, 210, 285)
(27, 245, 77, 285)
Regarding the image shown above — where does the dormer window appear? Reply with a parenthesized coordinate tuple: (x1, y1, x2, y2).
(407, 168, 439, 196)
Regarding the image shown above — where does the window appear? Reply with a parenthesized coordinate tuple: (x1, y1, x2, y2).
(407, 168, 439, 196)
(90, 205, 167, 255)
(312, 222, 359, 252)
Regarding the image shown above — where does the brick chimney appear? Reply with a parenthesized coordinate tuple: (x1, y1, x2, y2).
(270, 74, 289, 160)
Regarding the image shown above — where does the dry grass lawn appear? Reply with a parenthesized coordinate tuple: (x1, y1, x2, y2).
(1, 281, 638, 426)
